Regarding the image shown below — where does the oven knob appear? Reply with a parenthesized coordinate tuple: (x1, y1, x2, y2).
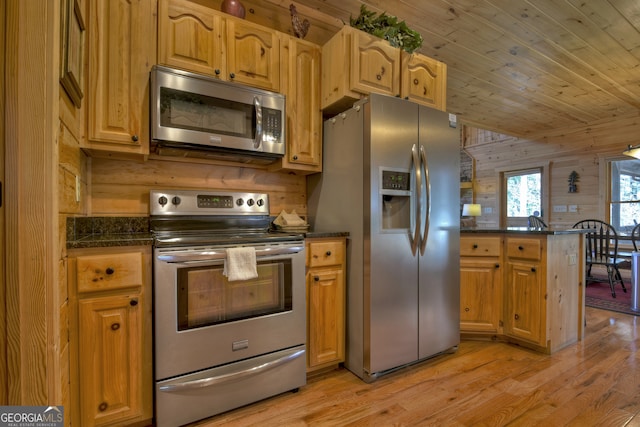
(236, 198, 244, 206)
(247, 199, 255, 206)
(172, 196, 181, 206)
(158, 196, 168, 206)
(256, 199, 264, 207)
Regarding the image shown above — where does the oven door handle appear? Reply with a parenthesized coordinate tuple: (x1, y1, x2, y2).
(156, 245, 304, 263)
(158, 348, 305, 392)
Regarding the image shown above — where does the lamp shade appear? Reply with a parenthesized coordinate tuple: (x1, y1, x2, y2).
(623, 144, 640, 159)
(462, 204, 481, 217)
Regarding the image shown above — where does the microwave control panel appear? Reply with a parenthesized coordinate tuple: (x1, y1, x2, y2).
(263, 107, 282, 141)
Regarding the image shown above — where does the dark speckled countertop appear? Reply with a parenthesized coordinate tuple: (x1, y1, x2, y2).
(461, 226, 591, 235)
(66, 216, 154, 249)
(66, 216, 348, 249)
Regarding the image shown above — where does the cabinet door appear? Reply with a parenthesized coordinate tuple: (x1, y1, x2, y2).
(87, 0, 156, 153)
(274, 36, 321, 173)
(505, 260, 545, 345)
(307, 267, 345, 369)
(158, 0, 225, 77)
(350, 29, 400, 97)
(78, 294, 143, 426)
(460, 257, 502, 333)
(226, 18, 280, 91)
(401, 51, 447, 111)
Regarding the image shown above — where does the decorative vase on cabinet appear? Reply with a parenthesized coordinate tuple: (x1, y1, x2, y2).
(220, 0, 245, 18)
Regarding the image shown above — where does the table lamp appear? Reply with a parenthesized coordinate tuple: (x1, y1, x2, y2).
(462, 203, 482, 217)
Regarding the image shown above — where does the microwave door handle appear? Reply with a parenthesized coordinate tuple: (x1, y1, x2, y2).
(254, 97, 262, 149)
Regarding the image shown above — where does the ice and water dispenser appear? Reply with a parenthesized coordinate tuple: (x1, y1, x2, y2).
(381, 169, 412, 231)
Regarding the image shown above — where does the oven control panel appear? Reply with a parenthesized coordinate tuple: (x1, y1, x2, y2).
(150, 190, 269, 215)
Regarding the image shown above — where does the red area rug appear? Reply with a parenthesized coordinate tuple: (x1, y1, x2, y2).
(585, 275, 639, 316)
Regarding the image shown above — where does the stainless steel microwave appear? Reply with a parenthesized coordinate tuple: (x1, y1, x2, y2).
(150, 65, 285, 164)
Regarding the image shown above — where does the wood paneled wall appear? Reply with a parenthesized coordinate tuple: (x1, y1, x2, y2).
(89, 157, 308, 217)
(464, 111, 640, 228)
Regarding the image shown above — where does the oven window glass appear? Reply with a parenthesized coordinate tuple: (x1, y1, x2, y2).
(176, 259, 292, 330)
(159, 87, 255, 139)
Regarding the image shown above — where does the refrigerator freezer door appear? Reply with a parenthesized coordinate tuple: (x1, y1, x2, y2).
(366, 94, 420, 375)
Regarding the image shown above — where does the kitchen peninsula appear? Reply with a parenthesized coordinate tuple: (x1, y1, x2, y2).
(460, 227, 587, 354)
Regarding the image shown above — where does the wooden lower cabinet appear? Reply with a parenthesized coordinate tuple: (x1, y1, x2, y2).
(460, 232, 583, 353)
(68, 246, 153, 427)
(305, 237, 346, 372)
(460, 255, 502, 334)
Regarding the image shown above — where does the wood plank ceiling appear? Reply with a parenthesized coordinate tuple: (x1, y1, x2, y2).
(223, 0, 640, 139)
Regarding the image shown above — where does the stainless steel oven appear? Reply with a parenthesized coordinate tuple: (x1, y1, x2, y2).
(150, 190, 306, 427)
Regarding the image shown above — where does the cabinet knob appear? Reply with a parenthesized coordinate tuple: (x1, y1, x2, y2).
(326, 251, 332, 256)
(229, 72, 236, 79)
(293, 155, 298, 160)
(495, 264, 500, 269)
(130, 299, 138, 307)
(464, 307, 470, 312)
(111, 322, 120, 331)
(215, 69, 221, 75)
(472, 244, 478, 249)
(518, 246, 524, 250)
(314, 276, 319, 282)
(105, 267, 114, 275)
(98, 402, 108, 412)
(131, 134, 139, 142)
(531, 267, 536, 272)
(514, 314, 520, 320)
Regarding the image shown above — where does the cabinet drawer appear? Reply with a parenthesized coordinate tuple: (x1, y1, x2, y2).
(76, 252, 144, 293)
(460, 237, 501, 257)
(307, 240, 344, 267)
(506, 238, 542, 261)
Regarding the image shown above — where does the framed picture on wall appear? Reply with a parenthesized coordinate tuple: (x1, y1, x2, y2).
(60, 0, 85, 108)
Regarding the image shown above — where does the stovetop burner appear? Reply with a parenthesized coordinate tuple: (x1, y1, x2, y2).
(149, 189, 303, 247)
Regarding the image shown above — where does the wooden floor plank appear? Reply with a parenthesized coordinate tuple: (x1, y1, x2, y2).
(191, 307, 640, 426)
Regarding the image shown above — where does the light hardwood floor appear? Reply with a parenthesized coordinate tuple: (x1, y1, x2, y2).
(192, 306, 640, 426)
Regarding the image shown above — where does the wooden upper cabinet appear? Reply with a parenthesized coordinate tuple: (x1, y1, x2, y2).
(349, 27, 400, 98)
(322, 25, 446, 115)
(86, 0, 156, 156)
(322, 25, 399, 114)
(158, 0, 280, 92)
(401, 51, 447, 110)
(226, 18, 280, 91)
(158, 0, 225, 78)
(270, 35, 321, 174)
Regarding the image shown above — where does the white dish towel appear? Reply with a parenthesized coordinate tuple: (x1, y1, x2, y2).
(223, 247, 258, 281)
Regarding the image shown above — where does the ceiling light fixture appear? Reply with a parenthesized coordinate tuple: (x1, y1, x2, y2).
(623, 144, 640, 159)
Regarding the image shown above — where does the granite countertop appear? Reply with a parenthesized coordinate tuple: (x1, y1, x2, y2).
(461, 226, 591, 235)
(67, 216, 153, 249)
(67, 216, 348, 249)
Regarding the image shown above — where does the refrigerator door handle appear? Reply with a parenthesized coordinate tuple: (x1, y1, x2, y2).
(410, 144, 421, 255)
(419, 145, 430, 255)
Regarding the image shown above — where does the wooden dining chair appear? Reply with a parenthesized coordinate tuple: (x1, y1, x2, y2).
(631, 222, 640, 251)
(573, 219, 627, 297)
(527, 215, 547, 229)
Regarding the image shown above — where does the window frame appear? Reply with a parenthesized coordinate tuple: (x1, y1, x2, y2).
(497, 161, 550, 228)
(604, 156, 640, 235)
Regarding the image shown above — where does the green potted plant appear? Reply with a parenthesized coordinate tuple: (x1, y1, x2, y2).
(350, 5, 423, 53)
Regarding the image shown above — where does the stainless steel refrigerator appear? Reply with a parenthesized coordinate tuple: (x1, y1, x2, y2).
(307, 93, 460, 382)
